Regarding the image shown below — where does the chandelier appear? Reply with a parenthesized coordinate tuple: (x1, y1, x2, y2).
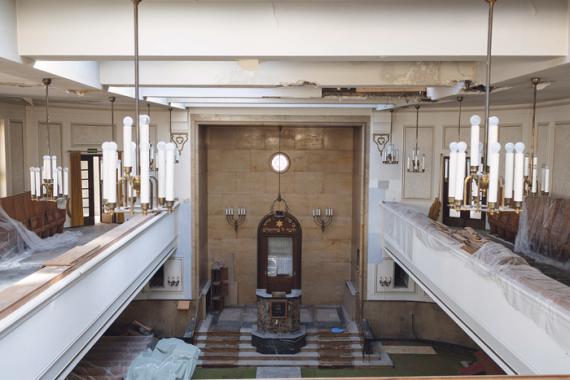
(449, 0, 543, 215)
(407, 105, 425, 173)
(29, 78, 68, 202)
(101, 0, 176, 215)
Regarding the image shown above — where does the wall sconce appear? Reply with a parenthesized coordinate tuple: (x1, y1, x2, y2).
(373, 109, 399, 165)
(225, 207, 246, 234)
(312, 208, 334, 232)
(378, 276, 392, 288)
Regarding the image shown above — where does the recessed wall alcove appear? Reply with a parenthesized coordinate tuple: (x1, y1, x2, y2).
(191, 115, 368, 307)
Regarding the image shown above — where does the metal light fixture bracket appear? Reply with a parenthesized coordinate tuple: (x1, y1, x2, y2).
(373, 133, 390, 155)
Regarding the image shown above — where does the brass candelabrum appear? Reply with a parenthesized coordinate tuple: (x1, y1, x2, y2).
(312, 208, 335, 232)
(454, 166, 523, 216)
(225, 207, 247, 234)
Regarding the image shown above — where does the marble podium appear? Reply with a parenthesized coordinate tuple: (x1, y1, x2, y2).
(251, 289, 306, 354)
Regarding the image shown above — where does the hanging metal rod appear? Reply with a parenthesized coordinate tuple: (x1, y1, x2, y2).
(43, 78, 52, 157)
(483, 0, 497, 169)
(530, 77, 540, 159)
(457, 96, 464, 141)
(414, 104, 420, 154)
(133, 0, 141, 173)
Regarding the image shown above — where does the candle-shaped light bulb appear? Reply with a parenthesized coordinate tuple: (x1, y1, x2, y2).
(51, 156, 57, 193)
(488, 142, 501, 204)
(35, 168, 41, 196)
(487, 116, 499, 166)
(504, 143, 515, 201)
(523, 154, 530, 177)
(157, 142, 166, 199)
(102, 141, 118, 203)
(30, 167, 36, 196)
(130, 141, 137, 175)
(470, 115, 481, 167)
(448, 142, 458, 200)
(63, 167, 69, 196)
(139, 115, 150, 146)
(531, 155, 538, 194)
(165, 142, 176, 202)
(42, 155, 51, 180)
(455, 142, 467, 202)
(514, 143, 526, 202)
(57, 166, 63, 196)
(123, 116, 133, 168)
(543, 165, 550, 193)
(140, 141, 150, 204)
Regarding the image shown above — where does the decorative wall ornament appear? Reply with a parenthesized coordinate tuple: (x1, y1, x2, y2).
(29, 78, 69, 202)
(169, 106, 188, 158)
(312, 208, 335, 232)
(225, 207, 247, 234)
(373, 109, 399, 165)
(378, 276, 392, 288)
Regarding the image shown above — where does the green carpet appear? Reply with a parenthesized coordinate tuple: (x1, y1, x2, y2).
(193, 367, 257, 379)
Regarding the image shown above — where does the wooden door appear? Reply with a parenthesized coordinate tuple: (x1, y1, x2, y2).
(257, 212, 302, 293)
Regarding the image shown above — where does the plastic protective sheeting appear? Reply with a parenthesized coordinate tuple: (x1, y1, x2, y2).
(0, 206, 80, 270)
(515, 197, 570, 271)
(381, 201, 570, 353)
(381, 202, 460, 260)
(126, 338, 201, 380)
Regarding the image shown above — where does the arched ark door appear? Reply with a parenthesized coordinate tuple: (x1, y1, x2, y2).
(257, 212, 302, 293)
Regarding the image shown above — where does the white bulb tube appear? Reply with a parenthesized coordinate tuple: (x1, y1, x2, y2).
(544, 166, 550, 193)
(523, 155, 530, 177)
(455, 142, 467, 202)
(42, 155, 51, 180)
(514, 142, 525, 202)
(487, 116, 499, 165)
(30, 167, 36, 196)
(139, 115, 150, 146)
(165, 142, 176, 202)
(35, 168, 41, 196)
(140, 141, 150, 204)
(470, 115, 481, 167)
(531, 156, 538, 194)
(51, 156, 57, 193)
(448, 142, 458, 199)
(57, 167, 63, 196)
(157, 141, 166, 199)
(102, 142, 118, 203)
(504, 143, 515, 200)
(130, 141, 137, 176)
(123, 116, 133, 167)
(488, 142, 501, 204)
(63, 167, 69, 196)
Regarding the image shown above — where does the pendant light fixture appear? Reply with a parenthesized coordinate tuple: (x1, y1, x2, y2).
(383, 110, 400, 164)
(100, 0, 176, 215)
(29, 78, 68, 202)
(407, 104, 425, 173)
(525, 78, 549, 196)
(450, 0, 527, 214)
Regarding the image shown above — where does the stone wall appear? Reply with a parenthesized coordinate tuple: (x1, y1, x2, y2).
(364, 300, 478, 349)
(206, 126, 356, 305)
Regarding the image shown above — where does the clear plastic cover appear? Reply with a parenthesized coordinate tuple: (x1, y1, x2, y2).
(515, 197, 570, 271)
(381, 201, 570, 352)
(0, 206, 80, 271)
(126, 338, 201, 380)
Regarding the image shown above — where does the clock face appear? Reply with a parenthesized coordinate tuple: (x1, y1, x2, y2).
(270, 152, 290, 173)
